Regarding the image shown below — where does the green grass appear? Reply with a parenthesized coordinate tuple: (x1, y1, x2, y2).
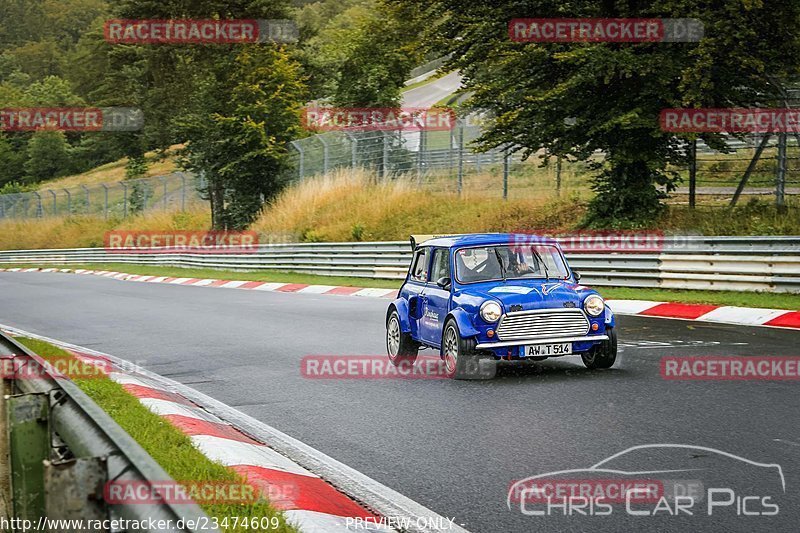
(7, 262, 800, 310)
(15, 337, 298, 533)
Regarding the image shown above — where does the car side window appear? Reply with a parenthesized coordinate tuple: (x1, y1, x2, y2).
(430, 248, 450, 283)
(410, 248, 430, 282)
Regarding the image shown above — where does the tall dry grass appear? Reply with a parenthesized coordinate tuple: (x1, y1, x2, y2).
(252, 169, 583, 242)
(0, 208, 210, 250)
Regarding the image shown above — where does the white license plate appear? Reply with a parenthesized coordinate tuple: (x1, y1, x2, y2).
(525, 343, 572, 357)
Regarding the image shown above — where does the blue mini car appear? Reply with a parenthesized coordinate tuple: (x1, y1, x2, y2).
(386, 233, 617, 379)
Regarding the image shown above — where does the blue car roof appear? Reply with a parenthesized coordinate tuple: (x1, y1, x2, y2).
(419, 233, 559, 248)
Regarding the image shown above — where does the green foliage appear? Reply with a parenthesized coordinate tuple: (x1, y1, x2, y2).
(180, 46, 306, 229)
(397, 0, 800, 227)
(297, 0, 421, 106)
(24, 130, 72, 182)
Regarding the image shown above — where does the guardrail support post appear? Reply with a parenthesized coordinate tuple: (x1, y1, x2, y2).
(7, 393, 49, 522)
(45, 457, 108, 523)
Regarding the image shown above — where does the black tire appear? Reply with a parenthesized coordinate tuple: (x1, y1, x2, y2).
(386, 310, 419, 366)
(442, 318, 496, 380)
(581, 326, 618, 369)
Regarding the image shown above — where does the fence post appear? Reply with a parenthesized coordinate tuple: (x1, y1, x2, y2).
(121, 183, 127, 217)
(49, 190, 57, 217)
(775, 132, 787, 210)
(63, 189, 71, 214)
(503, 150, 510, 200)
(81, 185, 90, 214)
(417, 129, 426, 182)
(318, 135, 330, 175)
(0, 195, 4, 219)
(555, 155, 562, 197)
(457, 120, 464, 196)
(291, 140, 304, 179)
(180, 173, 186, 211)
(688, 139, 697, 209)
(101, 184, 109, 219)
(33, 192, 43, 218)
(344, 132, 358, 170)
(160, 176, 168, 210)
(382, 131, 390, 180)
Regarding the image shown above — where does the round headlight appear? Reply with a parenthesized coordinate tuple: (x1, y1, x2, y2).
(584, 295, 605, 317)
(480, 301, 502, 323)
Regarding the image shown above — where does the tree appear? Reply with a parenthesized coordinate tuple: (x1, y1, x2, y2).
(395, 0, 800, 227)
(180, 47, 306, 229)
(24, 130, 72, 182)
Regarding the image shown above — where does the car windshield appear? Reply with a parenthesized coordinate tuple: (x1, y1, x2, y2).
(454, 244, 569, 284)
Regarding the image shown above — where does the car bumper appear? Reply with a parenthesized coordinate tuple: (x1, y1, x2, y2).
(475, 335, 608, 350)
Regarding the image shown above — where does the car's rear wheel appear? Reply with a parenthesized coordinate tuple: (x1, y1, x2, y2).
(581, 326, 617, 369)
(387, 310, 418, 366)
(442, 319, 495, 380)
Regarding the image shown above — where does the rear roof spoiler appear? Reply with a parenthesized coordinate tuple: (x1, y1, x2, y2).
(409, 234, 468, 250)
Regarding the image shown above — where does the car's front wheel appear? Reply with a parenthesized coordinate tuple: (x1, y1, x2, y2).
(387, 310, 419, 366)
(442, 319, 495, 380)
(581, 326, 617, 369)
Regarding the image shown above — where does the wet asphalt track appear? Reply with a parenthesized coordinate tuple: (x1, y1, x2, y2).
(1, 271, 799, 532)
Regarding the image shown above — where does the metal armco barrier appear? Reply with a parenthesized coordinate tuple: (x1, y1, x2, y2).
(0, 236, 799, 293)
(0, 331, 218, 532)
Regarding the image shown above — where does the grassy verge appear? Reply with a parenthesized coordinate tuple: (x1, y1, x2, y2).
(6, 262, 800, 309)
(15, 337, 298, 533)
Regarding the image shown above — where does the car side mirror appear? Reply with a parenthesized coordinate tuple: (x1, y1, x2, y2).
(573, 271, 581, 282)
(436, 276, 452, 290)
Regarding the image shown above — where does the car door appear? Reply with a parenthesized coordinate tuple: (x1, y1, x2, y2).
(420, 247, 452, 347)
(405, 247, 430, 339)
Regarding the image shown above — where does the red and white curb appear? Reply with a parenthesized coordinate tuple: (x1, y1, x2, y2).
(0, 325, 466, 533)
(1, 267, 798, 329)
(0, 267, 397, 299)
(606, 299, 800, 330)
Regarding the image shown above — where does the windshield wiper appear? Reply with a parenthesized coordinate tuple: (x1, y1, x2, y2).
(531, 248, 551, 281)
(494, 248, 506, 282)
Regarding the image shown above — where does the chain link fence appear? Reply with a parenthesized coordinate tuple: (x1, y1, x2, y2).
(1, 120, 797, 221)
(288, 121, 800, 204)
(0, 172, 206, 220)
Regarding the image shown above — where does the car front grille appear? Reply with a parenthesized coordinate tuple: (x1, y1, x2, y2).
(495, 309, 590, 341)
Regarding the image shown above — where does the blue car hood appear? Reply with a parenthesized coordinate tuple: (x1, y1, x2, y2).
(459, 279, 596, 311)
